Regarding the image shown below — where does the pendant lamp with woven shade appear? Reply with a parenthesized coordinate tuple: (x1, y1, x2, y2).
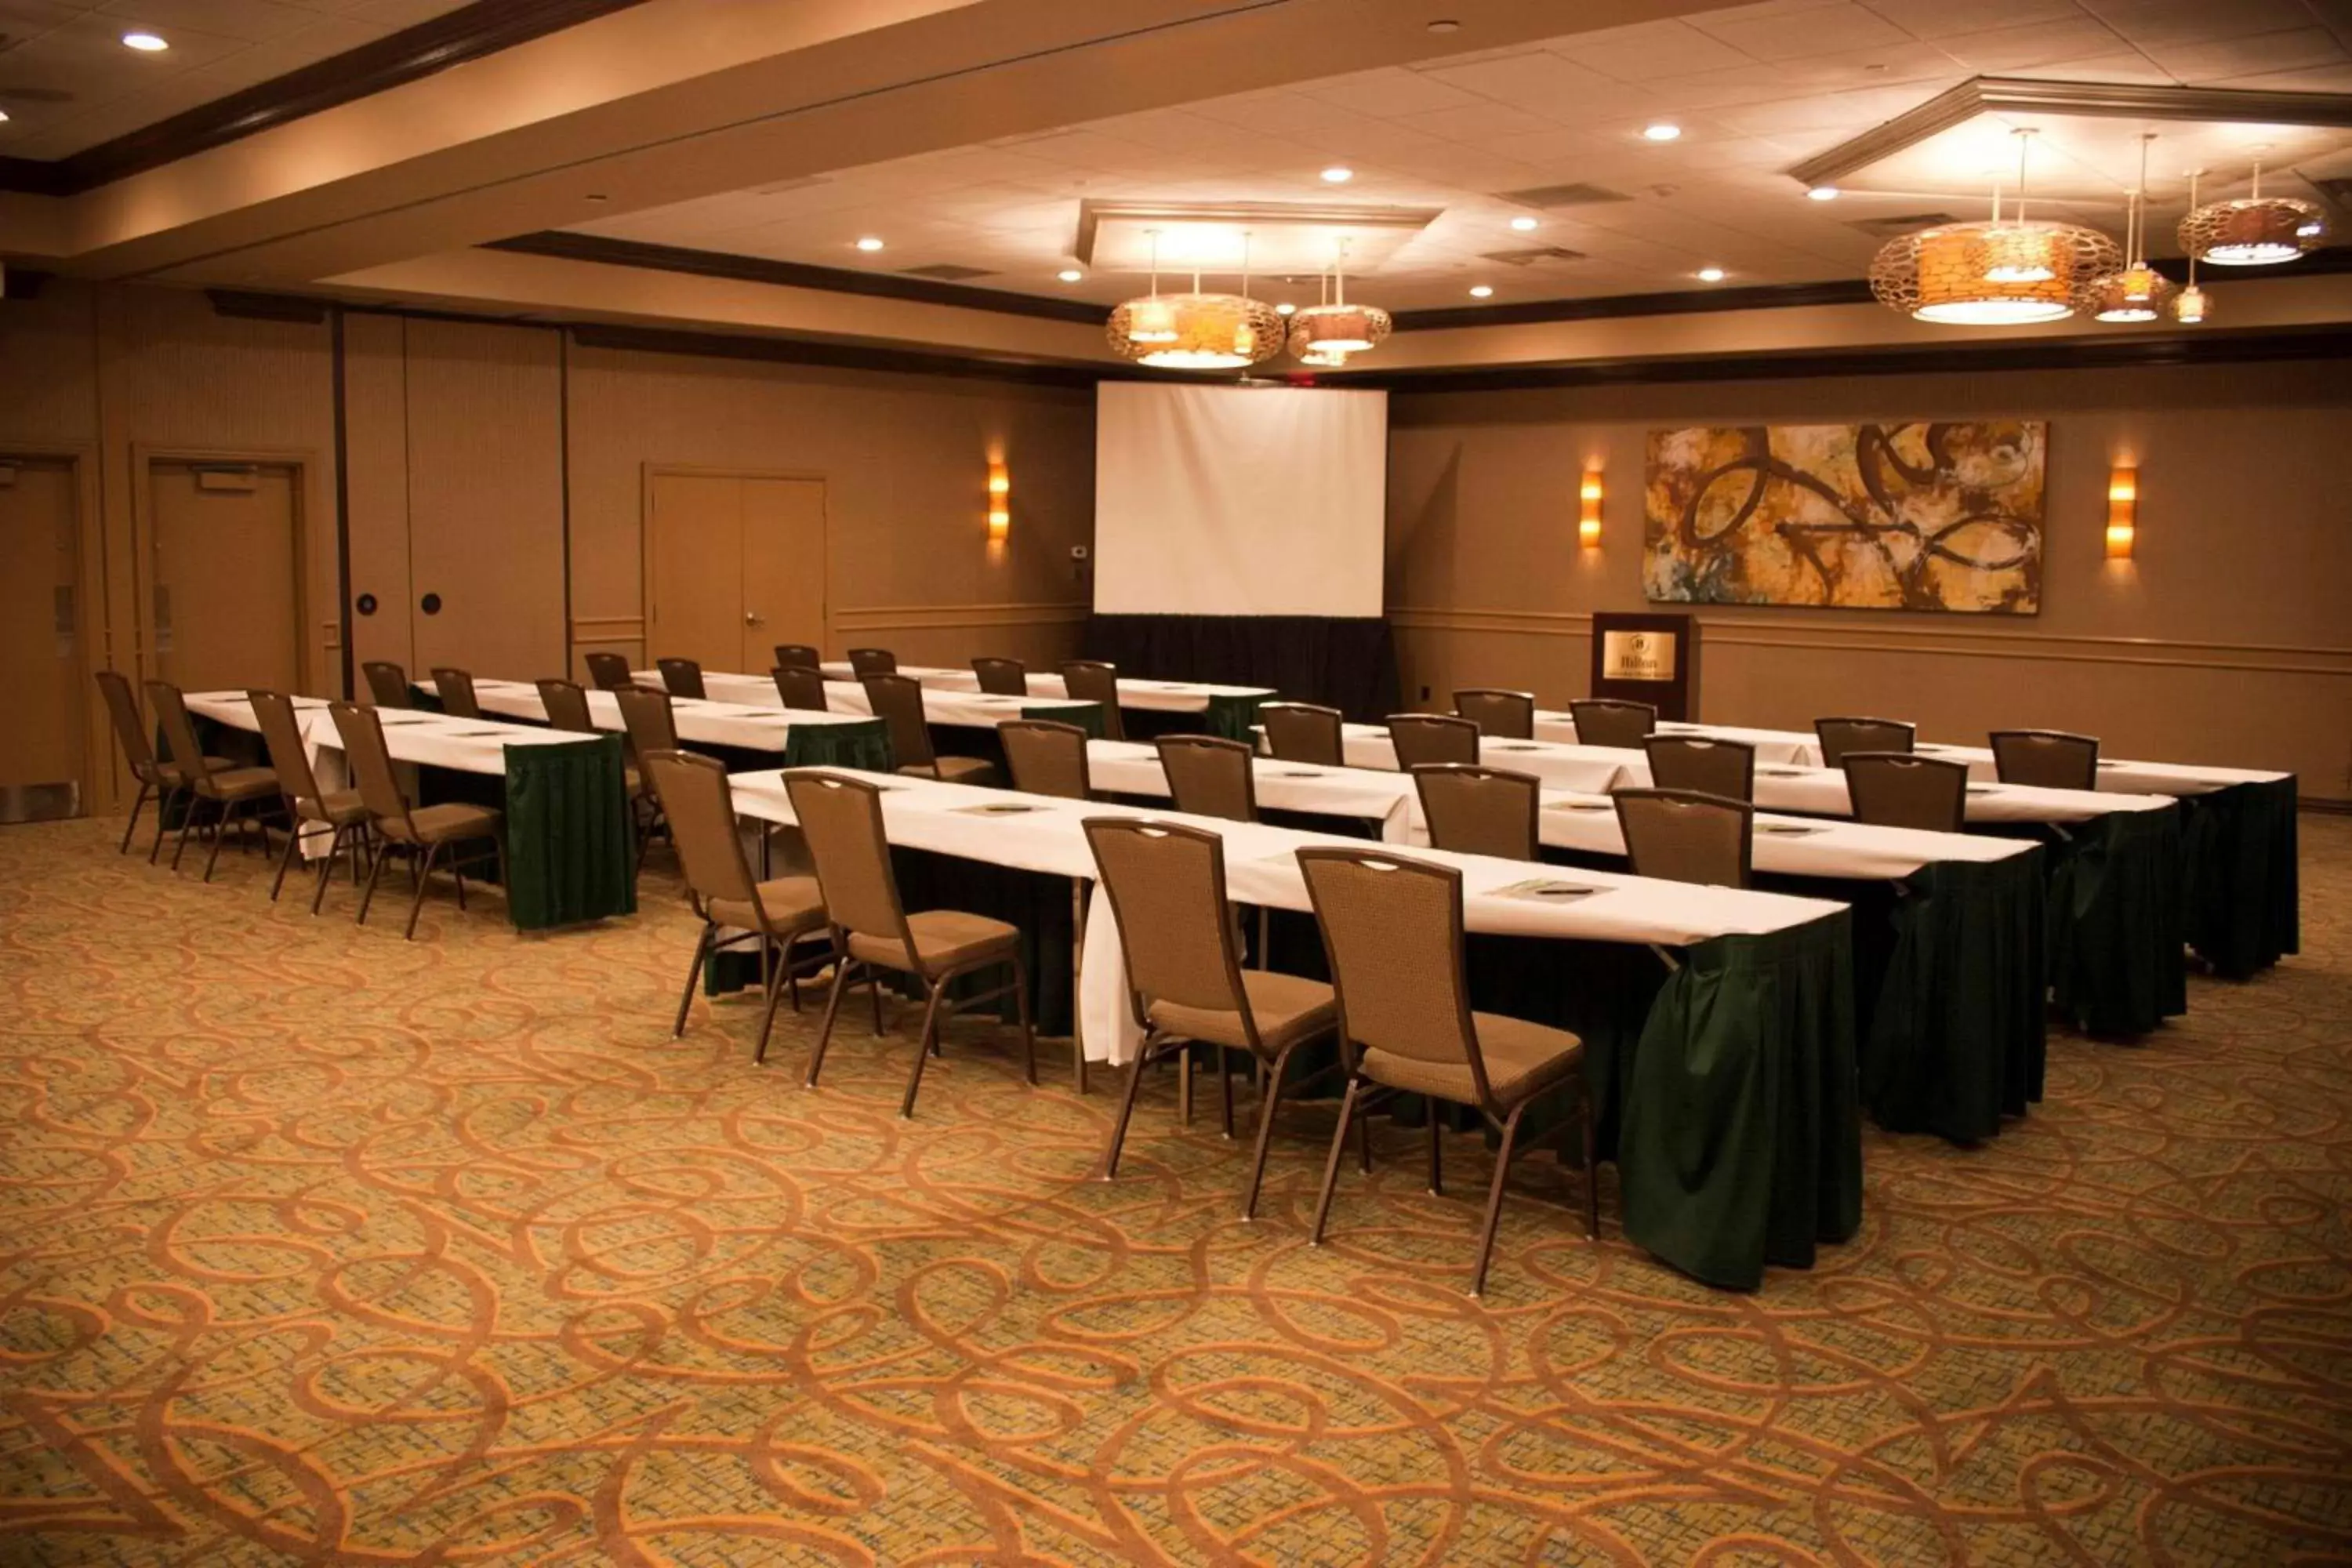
(1287, 238, 1392, 359)
(2089, 135, 2177, 325)
(1105, 229, 1285, 371)
(2180, 159, 2328, 267)
(1869, 129, 2122, 325)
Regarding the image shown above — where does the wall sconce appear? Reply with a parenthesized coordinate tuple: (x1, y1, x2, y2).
(1578, 471, 1603, 548)
(2105, 464, 2136, 559)
(987, 465, 1010, 542)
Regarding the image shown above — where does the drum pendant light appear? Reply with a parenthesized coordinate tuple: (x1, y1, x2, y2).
(1868, 129, 2122, 325)
(1106, 230, 1284, 371)
(1288, 238, 1392, 359)
(2090, 135, 2177, 325)
(2180, 157, 2328, 267)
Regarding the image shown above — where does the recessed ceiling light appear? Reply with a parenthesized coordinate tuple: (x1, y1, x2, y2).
(1642, 122, 1682, 142)
(1807, 185, 1840, 201)
(1697, 267, 1726, 282)
(1275, 302, 1297, 316)
(1468, 285, 1494, 299)
(1508, 215, 1538, 231)
(0, 108, 11, 124)
(1320, 166, 1353, 183)
(854, 236, 884, 252)
(121, 31, 169, 51)
(1057, 268, 1083, 282)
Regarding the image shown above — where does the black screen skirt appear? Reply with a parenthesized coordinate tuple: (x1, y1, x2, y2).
(1082, 614, 1399, 721)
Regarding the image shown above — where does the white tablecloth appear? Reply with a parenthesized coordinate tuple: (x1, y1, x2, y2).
(817, 664, 1273, 714)
(1083, 740, 1420, 842)
(1338, 724, 1642, 794)
(474, 678, 871, 754)
(666, 669, 1093, 732)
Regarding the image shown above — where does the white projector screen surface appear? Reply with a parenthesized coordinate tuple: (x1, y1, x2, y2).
(1092, 383, 1388, 617)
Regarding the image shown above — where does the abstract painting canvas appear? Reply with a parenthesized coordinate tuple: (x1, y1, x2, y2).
(1643, 421, 2046, 614)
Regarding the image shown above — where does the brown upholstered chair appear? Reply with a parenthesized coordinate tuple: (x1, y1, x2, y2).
(1298, 848, 1597, 1296)
(1260, 702, 1344, 767)
(847, 648, 897, 677)
(1387, 713, 1479, 770)
(543, 677, 652, 834)
(362, 660, 412, 710)
(250, 688, 371, 911)
(328, 701, 504, 939)
(1816, 716, 1915, 768)
(1613, 787, 1752, 888)
(971, 656, 1028, 696)
(773, 666, 830, 713)
(1644, 735, 1755, 803)
(95, 669, 227, 858)
(583, 652, 633, 691)
(655, 657, 706, 699)
(430, 667, 481, 718)
(147, 681, 282, 881)
(784, 770, 1035, 1116)
(773, 644, 821, 672)
(1085, 817, 1339, 1215)
(643, 750, 834, 1062)
(1991, 729, 2098, 791)
(1842, 752, 1966, 833)
(1412, 764, 1540, 861)
(1059, 660, 1127, 742)
(1454, 688, 1535, 741)
(612, 684, 678, 859)
(864, 673, 996, 784)
(1568, 698, 1654, 750)
(999, 720, 1091, 800)
(1157, 735, 1258, 823)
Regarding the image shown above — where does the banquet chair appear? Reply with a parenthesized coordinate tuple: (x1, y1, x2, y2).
(328, 701, 505, 940)
(1059, 660, 1127, 742)
(1085, 817, 1339, 1215)
(1297, 848, 1598, 1296)
(95, 669, 227, 858)
(584, 651, 634, 691)
(1567, 699, 1654, 750)
(250, 688, 371, 912)
(773, 666, 830, 713)
(1843, 752, 1966, 833)
(1454, 688, 1535, 741)
(1991, 729, 2099, 791)
(1157, 735, 1258, 823)
(1644, 735, 1755, 804)
(1387, 713, 1479, 770)
(999, 720, 1091, 800)
(643, 750, 834, 1064)
(1260, 702, 1344, 767)
(147, 681, 282, 881)
(865, 673, 996, 784)
(784, 769, 1035, 1116)
(1412, 764, 1540, 861)
(612, 684, 680, 862)
(1816, 716, 1915, 768)
(362, 660, 413, 710)
(542, 677, 654, 836)
(773, 644, 821, 672)
(848, 648, 898, 676)
(1613, 788, 1752, 888)
(971, 656, 1029, 696)
(655, 657, 706, 699)
(430, 667, 481, 718)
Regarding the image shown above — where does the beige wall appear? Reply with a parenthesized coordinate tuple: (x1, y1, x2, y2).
(1388, 361, 2352, 802)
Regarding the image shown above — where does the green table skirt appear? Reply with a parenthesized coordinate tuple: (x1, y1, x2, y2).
(1983, 804, 2186, 1036)
(782, 719, 891, 771)
(2180, 777, 2299, 979)
(415, 735, 637, 931)
(1122, 693, 1268, 743)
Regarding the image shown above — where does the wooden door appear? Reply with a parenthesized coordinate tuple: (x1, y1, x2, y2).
(0, 457, 84, 811)
(646, 470, 828, 674)
(148, 460, 303, 696)
(738, 477, 826, 670)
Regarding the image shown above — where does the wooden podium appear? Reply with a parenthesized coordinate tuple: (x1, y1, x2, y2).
(1588, 612, 1699, 720)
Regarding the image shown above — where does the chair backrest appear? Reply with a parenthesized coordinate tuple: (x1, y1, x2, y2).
(772, 644, 821, 671)
(848, 648, 897, 676)
(362, 661, 412, 710)
(655, 657, 706, 699)
(143, 681, 214, 786)
(583, 651, 633, 691)
(328, 701, 412, 826)
(1156, 734, 1258, 823)
(1568, 698, 1654, 750)
(642, 750, 760, 911)
(1260, 702, 1343, 766)
(1842, 752, 1965, 833)
(861, 673, 936, 772)
(1296, 848, 1493, 1107)
(971, 656, 1028, 696)
(1644, 735, 1755, 803)
(1613, 788, 1752, 887)
(94, 670, 157, 774)
(1412, 764, 1539, 861)
(1990, 729, 2098, 791)
(1058, 660, 1125, 741)
(784, 770, 915, 959)
(248, 689, 321, 800)
(1387, 713, 1479, 770)
(772, 666, 830, 712)
(430, 667, 480, 718)
(536, 677, 596, 734)
(613, 684, 681, 759)
(1816, 716, 1915, 768)
(1454, 688, 1534, 741)
(999, 720, 1091, 800)
(1084, 818, 1250, 1025)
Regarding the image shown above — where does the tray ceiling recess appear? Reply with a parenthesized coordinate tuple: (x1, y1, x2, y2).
(1074, 201, 1443, 278)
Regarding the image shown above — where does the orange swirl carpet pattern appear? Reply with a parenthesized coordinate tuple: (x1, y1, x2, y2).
(3, 815, 2350, 1565)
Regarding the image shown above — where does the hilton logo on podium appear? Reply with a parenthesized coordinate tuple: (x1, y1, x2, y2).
(1601, 630, 1677, 682)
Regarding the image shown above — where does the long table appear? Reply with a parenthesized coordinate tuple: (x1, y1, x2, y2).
(471, 679, 891, 771)
(666, 670, 1105, 740)
(727, 765, 1860, 1291)
(183, 692, 635, 931)
(818, 662, 1273, 739)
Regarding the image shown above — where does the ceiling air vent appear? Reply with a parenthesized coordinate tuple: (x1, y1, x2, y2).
(1497, 182, 1632, 209)
(900, 263, 998, 281)
(1478, 245, 1588, 267)
(1846, 212, 1960, 239)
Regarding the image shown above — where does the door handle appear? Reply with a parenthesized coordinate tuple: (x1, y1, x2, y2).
(745, 612, 764, 626)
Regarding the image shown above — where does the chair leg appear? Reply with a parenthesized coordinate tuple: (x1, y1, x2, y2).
(269, 810, 303, 902)
(1579, 1082, 1599, 1241)
(119, 780, 151, 854)
(1009, 949, 1036, 1087)
(1358, 1090, 1374, 1174)
(898, 978, 947, 1119)
(149, 786, 182, 864)
(1218, 1047, 1235, 1139)
(201, 800, 238, 883)
(1310, 1076, 1367, 1247)
(357, 840, 390, 925)
(1255, 904, 1270, 971)
(674, 923, 716, 1039)
(403, 840, 442, 941)
(1470, 1102, 1530, 1298)
(1098, 1044, 1156, 1181)
(452, 864, 466, 911)
(1428, 1107, 1443, 1196)
(806, 958, 855, 1088)
(170, 794, 206, 872)
(1240, 1046, 1294, 1221)
(868, 972, 887, 1036)
(753, 938, 792, 1065)
(310, 826, 344, 915)
(1069, 878, 1088, 1096)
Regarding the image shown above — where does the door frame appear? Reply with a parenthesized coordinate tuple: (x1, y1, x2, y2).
(0, 443, 107, 813)
(132, 443, 318, 701)
(641, 463, 830, 669)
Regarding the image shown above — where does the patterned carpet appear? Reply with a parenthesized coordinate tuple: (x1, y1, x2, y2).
(3, 813, 2349, 1566)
